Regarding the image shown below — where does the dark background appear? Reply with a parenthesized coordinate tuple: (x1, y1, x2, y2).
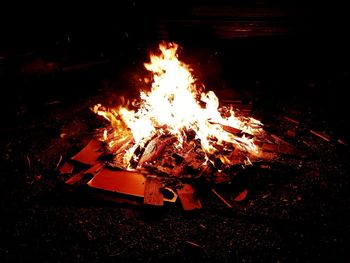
(0, 0, 349, 117)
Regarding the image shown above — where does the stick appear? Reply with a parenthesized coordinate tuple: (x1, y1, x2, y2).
(56, 155, 63, 169)
(211, 189, 232, 208)
(25, 155, 31, 170)
(185, 241, 202, 249)
(283, 116, 300, 125)
(337, 139, 347, 146)
(310, 130, 330, 142)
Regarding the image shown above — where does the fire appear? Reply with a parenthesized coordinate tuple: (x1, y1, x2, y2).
(93, 42, 263, 170)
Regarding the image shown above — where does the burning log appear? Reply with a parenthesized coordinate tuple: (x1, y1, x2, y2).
(107, 134, 134, 155)
(138, 136, 175, 167)
(171, 149, 198, 177)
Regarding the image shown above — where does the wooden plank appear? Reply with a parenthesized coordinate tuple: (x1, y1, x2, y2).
(65, 163, 104, 185)
(177, 184, 202, 211)
(144, 176, 164, 206)
(71, 139, 103, 165)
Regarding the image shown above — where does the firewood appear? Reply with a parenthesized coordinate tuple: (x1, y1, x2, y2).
(208, 121, 243, 135)
(171, 149, 197, 177)
(144, 176, 164, 206)
(108, 134, 134, 154)
(138, 136, 174, 166)
(228, 148, 246, 165)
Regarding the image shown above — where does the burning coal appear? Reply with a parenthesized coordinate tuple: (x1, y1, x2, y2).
(92, 42, 265, 177)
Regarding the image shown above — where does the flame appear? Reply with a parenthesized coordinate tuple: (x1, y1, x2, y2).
(93, 42, 263, 169)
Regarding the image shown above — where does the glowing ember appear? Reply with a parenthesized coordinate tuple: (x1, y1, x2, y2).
(93, 42, 264, 172)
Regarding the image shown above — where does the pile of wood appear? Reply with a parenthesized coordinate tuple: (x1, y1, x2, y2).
(59, 104, 299, 210)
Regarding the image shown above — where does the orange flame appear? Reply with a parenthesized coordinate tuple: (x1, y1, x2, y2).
(93, 42, 263, 168)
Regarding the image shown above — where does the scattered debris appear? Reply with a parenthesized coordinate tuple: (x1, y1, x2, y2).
(234, 189, 248, 202)
(59, 162, 74, 174)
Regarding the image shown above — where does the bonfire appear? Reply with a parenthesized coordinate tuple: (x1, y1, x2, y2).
(92, 42, 267, 182)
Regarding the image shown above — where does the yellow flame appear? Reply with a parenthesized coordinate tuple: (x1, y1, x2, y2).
(93, 42, 263, 167)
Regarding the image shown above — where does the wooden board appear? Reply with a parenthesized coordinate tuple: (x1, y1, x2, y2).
(71, 139, 103, 165)
(177, 184, 202, 211)
(144, 176, 164, 206)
